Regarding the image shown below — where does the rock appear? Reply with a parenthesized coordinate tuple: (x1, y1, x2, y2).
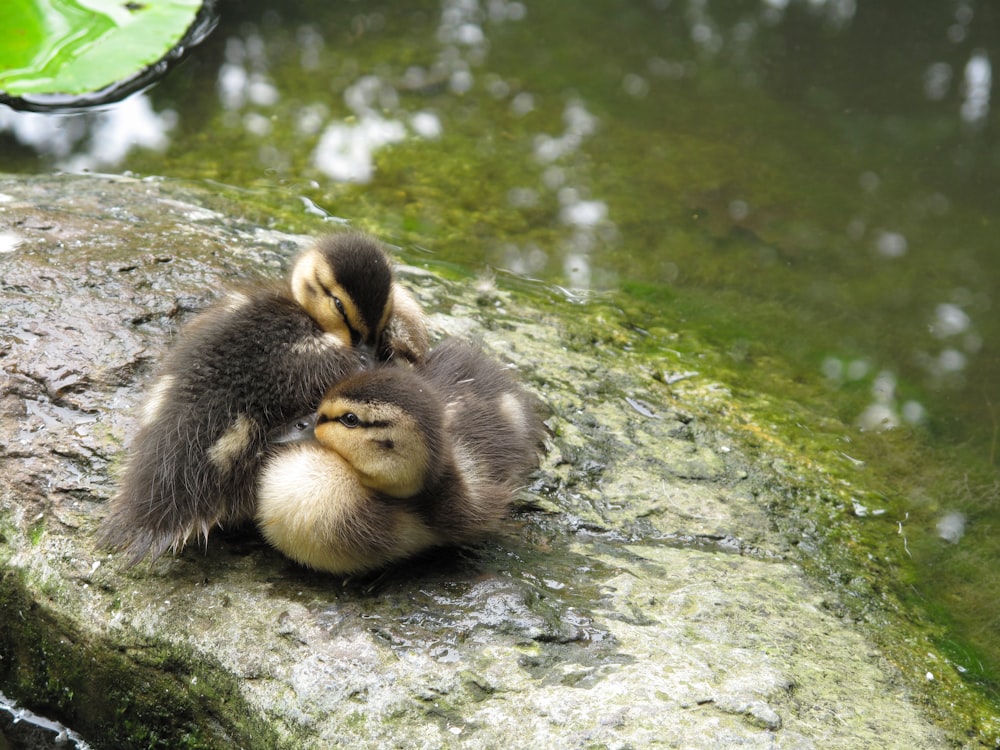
(0, 174, 948, 748)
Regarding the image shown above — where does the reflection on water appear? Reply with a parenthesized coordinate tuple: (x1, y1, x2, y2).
(1, 0, 1000, 709)
(962, 51, 992, 127)
(0, 94, 174, 171)
(208, 0, 528, 182)
(533, 99, 613, 290)
(0, 228, 24, 254)
(0, 689, 92, 749)
(311, 73, 442, 182)
(937, 510, 967, 544)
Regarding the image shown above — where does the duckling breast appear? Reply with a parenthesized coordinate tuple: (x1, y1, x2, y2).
(257, 445, 443, 575)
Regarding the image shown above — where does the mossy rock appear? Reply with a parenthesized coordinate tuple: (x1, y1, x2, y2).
(0, 173, 965, 747)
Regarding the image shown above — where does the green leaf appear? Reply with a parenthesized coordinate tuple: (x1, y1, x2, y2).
(1, 0, 206, 102)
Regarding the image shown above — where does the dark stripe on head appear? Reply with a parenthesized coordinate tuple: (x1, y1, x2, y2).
(326, 368, 445, 450)
(313, 234, 393, 344)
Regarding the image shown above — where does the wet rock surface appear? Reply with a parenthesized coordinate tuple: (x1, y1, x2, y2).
(0, 174, 948, 748)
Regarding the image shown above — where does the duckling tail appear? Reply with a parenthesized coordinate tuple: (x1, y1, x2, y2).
(95, 512, 180, 567)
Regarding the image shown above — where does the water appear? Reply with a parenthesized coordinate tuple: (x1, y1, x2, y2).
(0, 689, 92, 749)
(2, 0, 999, 712)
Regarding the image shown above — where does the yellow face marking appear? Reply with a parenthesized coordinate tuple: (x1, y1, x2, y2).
(290, 248, 371, 346)
(329, 284, 368, 343)
(314, 398, 430, 498)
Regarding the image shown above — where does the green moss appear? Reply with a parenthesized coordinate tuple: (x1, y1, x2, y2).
(555, 282, 1000, 745)
(0, 568, 282, 749)
(28, 522, 44, 546)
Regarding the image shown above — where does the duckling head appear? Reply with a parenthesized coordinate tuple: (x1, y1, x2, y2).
(291, 233, 394, 354)
(312, 368, 446, 498)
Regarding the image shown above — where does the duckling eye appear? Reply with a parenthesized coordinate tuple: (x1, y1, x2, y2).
(333, 296, 346, 316)
(339, 413, 361, 428)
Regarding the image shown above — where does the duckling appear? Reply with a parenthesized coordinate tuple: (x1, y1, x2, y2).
(98, 232, 429, 565)
(255, 338, 546, 575)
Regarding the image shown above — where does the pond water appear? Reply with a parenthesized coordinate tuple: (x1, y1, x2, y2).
(2, 0, 999, 718)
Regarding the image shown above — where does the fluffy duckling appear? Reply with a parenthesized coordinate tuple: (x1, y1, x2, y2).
(98, 233, 429, 565)
(256, 339, 546, 575)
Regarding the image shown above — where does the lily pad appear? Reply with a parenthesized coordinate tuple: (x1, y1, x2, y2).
(0, 0, 217, 112)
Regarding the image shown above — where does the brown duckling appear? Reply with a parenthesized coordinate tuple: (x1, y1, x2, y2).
(255, 338, 546, 575)
(98, 233, 429, 565)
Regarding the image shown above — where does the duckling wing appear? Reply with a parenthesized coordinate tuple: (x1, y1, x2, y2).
(98, 291, 365, 565)
(422, 339, 546, 484)
(380, 284, 429, 364)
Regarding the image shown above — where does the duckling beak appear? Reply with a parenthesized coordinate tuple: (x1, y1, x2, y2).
(355, 342, 378, 370)
(269, 414, 317, 444)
